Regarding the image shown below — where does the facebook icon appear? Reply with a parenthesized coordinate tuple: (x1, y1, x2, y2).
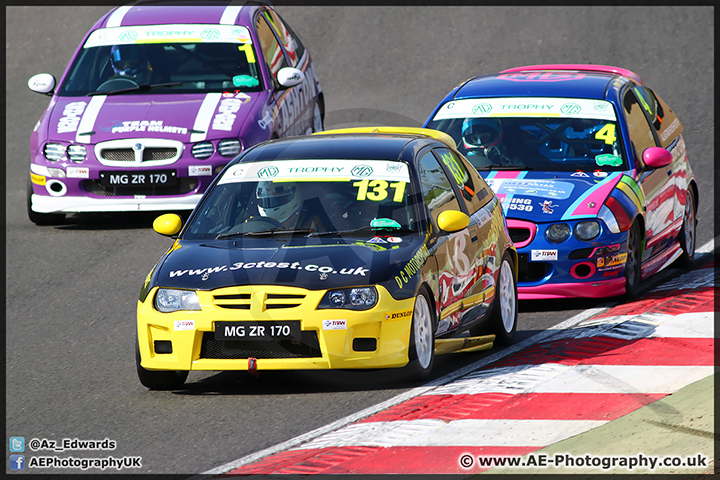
(10, 455, 25, 470)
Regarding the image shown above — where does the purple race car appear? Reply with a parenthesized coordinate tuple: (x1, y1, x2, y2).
(27, 1, 323, 225)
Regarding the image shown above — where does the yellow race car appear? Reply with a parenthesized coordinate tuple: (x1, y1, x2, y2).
(136, 127, 517, 389)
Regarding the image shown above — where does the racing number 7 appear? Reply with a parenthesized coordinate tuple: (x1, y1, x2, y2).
(353, 179, 406, 202)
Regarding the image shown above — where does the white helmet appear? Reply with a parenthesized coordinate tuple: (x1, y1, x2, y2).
(256, 182, 301, 223)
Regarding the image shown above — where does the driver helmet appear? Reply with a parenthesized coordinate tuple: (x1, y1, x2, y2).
(256, 181, 301, 223)
(110, 45, 151, 82)
(461, 117, 503, 151)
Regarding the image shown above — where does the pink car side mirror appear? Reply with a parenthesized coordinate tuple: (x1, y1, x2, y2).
(643, 147, 672, 168)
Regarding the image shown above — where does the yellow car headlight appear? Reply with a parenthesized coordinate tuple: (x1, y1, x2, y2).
(154, 288, 201, 313)
(318, 287, 378, 310)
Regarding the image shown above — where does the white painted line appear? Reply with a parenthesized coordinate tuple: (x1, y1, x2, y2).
(533, 364, 714, 394)
(295, 418, 608, 449)
(650, 312, 715, 338)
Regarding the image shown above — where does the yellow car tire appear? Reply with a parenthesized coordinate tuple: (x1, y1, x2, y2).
(135, 342, 188, 390)
(490, 252, 518, 345)
(405, 288, 435, 380)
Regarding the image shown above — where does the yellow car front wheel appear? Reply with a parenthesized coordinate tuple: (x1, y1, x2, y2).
(135, 342, 188, 390)
(405, 289, 435, 380)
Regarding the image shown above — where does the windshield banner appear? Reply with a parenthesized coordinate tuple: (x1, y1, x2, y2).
(433, 97, 617, 121)
(84, 24, 252, 48)
(218, 159, 411, 184)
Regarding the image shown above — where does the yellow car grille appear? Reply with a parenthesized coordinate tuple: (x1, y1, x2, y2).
(213, 292, 307, 310)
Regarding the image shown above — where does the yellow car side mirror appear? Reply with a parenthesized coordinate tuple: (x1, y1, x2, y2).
(153, 213, 183, 237)
(437, 210, 469, 233)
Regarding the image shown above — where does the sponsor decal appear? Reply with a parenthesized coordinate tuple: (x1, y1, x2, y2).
(367, 236, 387, 244)
(531, 249, 558, 261)
(385, 236, 402, 243)
(322, 319, 347, 330)
(222, 91, 253, 101)
(394, 244, 430, 288)
(540, 200, 559, 214)
(504, 197, 533, 212)
(57, 101, 87, 134)
(212, 97, 244, 131)
(432, 97, 617, 122)
(486, 178, 574, 200)
(597, 252, 627, 268)
(351, 165, 373, 177)
(472, 103, 492, 115)
(189, 165, 212, 176)
(258, 110, 274, 129)
(370, 218, 401, 229)
(66, 167, 90, 178)
(168, 262, 369, 278)
(220, 159, 409, 184)
(660, 118, 681, 142)
(257, 166, 279, 178)
(595, 154, 623, 167)
(571, 171, 589, 177)
(201, 28, 220, 40)
(85, 24, 253, 48)
(174, 320, 195, 331)
(110, 120, 188, 135)
(30, 172, 46, 186)
(560, 103, 582, 115)
(594, 101, 610, 111)
(288, 166, 345, 174)
(388, 310, 412, 320)
(593, 170, 609, 177)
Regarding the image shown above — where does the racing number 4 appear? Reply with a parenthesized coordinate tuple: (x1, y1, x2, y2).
(595, 124, 617, 145)
(353, 179, 406, 202)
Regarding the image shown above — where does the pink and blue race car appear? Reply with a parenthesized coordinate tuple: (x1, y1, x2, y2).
(424, 64, 697, 299)
(27, 1, 323, 224)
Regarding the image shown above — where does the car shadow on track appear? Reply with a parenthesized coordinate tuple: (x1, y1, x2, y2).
(167, 346, 508, 396)
(52, 211, 189, 231)
(172, 369, 425, 396)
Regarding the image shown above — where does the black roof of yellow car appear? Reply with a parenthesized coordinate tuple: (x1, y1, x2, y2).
(238, 126, 457, 164)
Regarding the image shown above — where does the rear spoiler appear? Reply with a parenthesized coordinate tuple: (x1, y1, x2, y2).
(500, 64, 643, 85)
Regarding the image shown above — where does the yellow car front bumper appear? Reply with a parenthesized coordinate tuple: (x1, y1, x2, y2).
(137, 284, 415, 372)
